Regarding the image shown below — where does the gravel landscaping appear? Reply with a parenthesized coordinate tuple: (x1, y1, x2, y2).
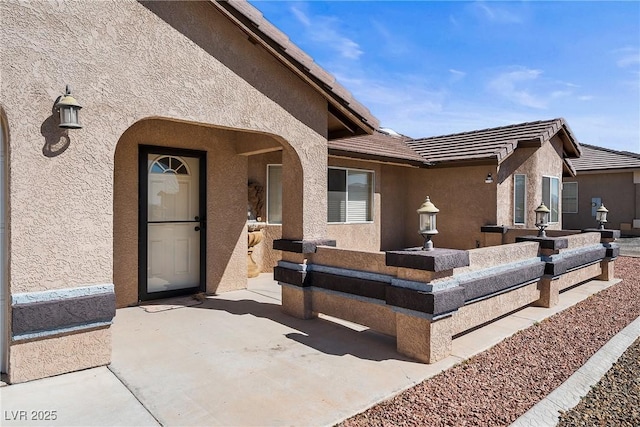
(557, 337, 640, 427)
(340, 256, 640, 427)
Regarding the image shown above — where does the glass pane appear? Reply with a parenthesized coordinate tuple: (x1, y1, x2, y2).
(562, 182, 578, 213)
(514, 175, 525, 224)
(328, 169, 346, 222)
(148, 155, 199, 222)
(347, 170, 372, 222)
(551, 177, 559, 222)
(267, 165, 282, 224)
(542, 177, 550, 208)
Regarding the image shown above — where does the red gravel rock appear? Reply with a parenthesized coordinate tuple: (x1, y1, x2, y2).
(340, 257, 640, 427)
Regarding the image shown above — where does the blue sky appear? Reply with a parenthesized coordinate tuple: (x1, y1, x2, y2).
(249, 1, 640, 153)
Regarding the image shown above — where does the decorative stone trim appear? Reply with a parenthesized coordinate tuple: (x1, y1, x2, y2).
(386, 285, 465, 317)
(458, 260, 546, 302)
(274, 265, 307, 287)
(480, 225, 509, 234)
(309, 271, 387, 300)
(385, 248, 469, 272)
(543, 245, 607, 277)
(582, 229, 621, 240)
(273, 239, 336, 254)
(515, 235, 569, 250)
(604, 243, 620, 260)
(11, 284, 116, 342)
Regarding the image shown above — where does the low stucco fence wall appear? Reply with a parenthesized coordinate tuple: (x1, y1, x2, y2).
(274, 231, 619, 363)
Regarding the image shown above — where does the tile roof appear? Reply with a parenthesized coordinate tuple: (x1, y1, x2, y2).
(215, 1, 379, 136)
(406, 118, 581, 165)
(328, 131, 427, 166)
(569, 144, 640, 172)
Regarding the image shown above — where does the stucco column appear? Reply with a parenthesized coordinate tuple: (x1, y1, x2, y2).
(280, 141, 328, 241)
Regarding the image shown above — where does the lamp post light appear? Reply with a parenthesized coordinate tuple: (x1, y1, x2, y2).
(417, 196, 439, 251)
(535, 202, 551, 237)
(596, 203, 608, 230)
(54, 85, 83, 129)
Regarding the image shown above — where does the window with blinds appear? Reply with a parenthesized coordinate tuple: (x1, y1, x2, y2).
(514, 174, 526, 224)
(562, 182, 578, 214)
(328, 168, 373, 223)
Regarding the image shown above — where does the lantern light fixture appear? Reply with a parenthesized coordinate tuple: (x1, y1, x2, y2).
(596, 203, 608, 230)
(54, 85, 82, 129)
(484, 173, 494, 184)
(417, 196, 439, 251)
(534, 202, 551, 237)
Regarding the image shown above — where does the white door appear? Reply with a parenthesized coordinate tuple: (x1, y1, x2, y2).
(142, 151, 205, 299)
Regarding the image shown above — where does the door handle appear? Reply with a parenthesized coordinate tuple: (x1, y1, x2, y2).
(195, 226, 201, 231)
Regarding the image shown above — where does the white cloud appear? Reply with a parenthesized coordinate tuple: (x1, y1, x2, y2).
(487, 67, 548, 109)
(449, 69, 466, 78)
(578, 95, 594, 101)
(473, 1, 523, 24)
(290, 6, 311, 27)
(289, 5, 363, 60)
(615, 46, 640, 68)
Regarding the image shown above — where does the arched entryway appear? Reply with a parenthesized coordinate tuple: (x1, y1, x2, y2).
(113, 117, 301, 308)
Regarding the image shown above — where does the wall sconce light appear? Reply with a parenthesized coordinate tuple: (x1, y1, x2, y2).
(417, 196, 439, 251)
(534, 202, 550, 237)
(596, 203, 608, 230)
(484, 173, 494, 184)
(54, 85, 82, 129)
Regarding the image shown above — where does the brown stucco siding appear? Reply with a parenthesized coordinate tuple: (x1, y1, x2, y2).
(497, 137, 564, 229)
(1, 0, 330, 297)
(404, 166, 498, 250)
(563, 172, 637, 230)
(114, 119, 251, 307)
(326, 157, 382, 252)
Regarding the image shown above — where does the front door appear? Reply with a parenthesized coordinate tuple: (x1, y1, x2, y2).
(139, 146, 206, 301)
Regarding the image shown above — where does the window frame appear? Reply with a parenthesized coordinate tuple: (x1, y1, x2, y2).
(562, 181, 578, 214)
(266, 164, 283, 225)
(513, 174, 527, 225)
(327, 166, 375, 224)
(542, 175, 560, 224)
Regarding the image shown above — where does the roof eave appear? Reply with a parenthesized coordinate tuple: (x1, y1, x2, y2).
(214, 1, 379, 137)
(328, 149, 428, 168)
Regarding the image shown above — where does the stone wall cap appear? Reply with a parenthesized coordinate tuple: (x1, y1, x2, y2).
(515, 235, 569, 250)
(385, 248, 470, 272)
(582, 229, 621, 239)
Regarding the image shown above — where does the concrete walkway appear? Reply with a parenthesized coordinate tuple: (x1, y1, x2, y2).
(0, 274, 628, 426)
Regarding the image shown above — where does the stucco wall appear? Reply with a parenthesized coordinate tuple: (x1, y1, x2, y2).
(404, 166, 498, 250)
(326, 157, 382, 252)
(380, 164, 411, 251)
(1, 0, 330, 299)
(114, 119, 254, 307)
(563, 172, 637, 230)
(497, 137, 565, 229)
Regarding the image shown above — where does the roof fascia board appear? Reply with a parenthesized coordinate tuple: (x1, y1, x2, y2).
(328, 150, 427, 168)
(574, 167, 640, 175)
(427, 158, 499, 168)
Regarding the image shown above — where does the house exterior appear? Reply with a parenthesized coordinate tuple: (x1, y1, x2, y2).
(0, 0, 604, 384)
(0, 0, 379, 383)
(562, 144, 640, 234)
(251, 118, 582, 274)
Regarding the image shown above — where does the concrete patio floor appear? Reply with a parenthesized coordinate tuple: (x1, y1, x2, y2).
(0, 274, 625, 426)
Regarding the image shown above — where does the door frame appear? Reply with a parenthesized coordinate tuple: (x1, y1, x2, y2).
(138, 145, 207, 301)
